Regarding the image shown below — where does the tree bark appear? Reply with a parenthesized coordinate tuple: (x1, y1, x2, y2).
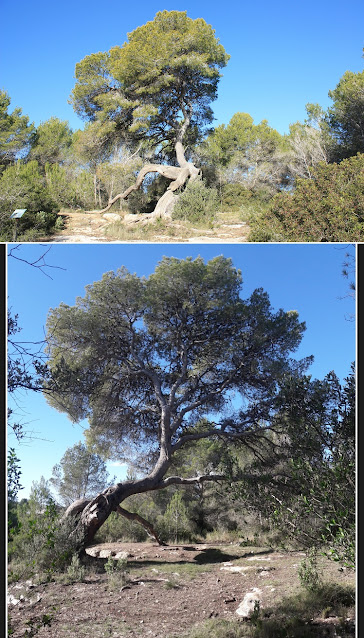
(86, 140, 200, 222)
(63, 496, 165, 545)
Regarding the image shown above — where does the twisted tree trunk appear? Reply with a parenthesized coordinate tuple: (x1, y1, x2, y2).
(63, 470, 227, 550)
(63, 495, 165, 545)
(86, 140, 200, 222)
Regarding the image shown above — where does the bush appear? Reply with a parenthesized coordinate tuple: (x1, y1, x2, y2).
(298, 548, 322, 592)
(62, 553, 85, 583)
(0, 160, 60, 239)
(0, 160, 52, 211)
(249, 153, 364, 241)
(8, 503, 83, 579)
(0, 197, 62, 242)
(172, 178, 219, 225)
(104, 556, 129, 590)
(7, 210, 60, 241)
(220, 183, 253, 211)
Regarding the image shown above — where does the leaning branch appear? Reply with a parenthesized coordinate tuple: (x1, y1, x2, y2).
(86, 163, 190, 215)
(154, 471, 259, 489)
(157, 473, 226, 488)
(116, 505, 166, 545)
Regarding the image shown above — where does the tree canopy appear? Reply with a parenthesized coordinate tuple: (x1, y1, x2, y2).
(199, 112, 286, 195)
(69, 11, 229, 218)
(201, 112, 283, 168)
(43, 256, 311, 545)
(30, 117, 73, 166)
(326, 68, 364, 160)
(50, 442, 114, 506)
(0, 90, 34, 169)
(71, 11, 229, 155)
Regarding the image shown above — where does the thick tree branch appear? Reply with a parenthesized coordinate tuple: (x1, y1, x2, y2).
(168, 348, 189, 407)
(155, 470, 257, 489)
(85, 160, 197, 215)
(156, 473, 226, 487)
(115, 506, 166, 545)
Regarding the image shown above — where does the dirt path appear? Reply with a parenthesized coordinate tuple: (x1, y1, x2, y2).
(47, 211, 250, 243)
(8, 542, 355, 638)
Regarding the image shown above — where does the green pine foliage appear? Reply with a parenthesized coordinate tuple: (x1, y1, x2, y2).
(249, 153, 364, 241)
(50, 442, 114, 507)
(230, 368, 355, 567)
(9, 498, 83, 580)
(172, 179, 219, 225)
(162, 491, 192, 543)
(0, 90, 34, 169)
(70, 11, 229, 150)
(327, 69, 364, 161)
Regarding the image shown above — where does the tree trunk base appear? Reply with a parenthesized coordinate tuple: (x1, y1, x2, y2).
(86, 152, 200, 223)
(63, 495, 166, 547)
(123, 190, 178, 225)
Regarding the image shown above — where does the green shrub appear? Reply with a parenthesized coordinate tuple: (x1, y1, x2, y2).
(249, 153, 364, 242)
(9, 504, 83, 578)
(54, 215, 65, 230)
(104, 556, 129, 590)
(298, 548, 322, 592)
(62, 553, 85, 583)
(220, 183, 253, 211)
(1, 208, 61, 241)
(172, 178, 219, 225)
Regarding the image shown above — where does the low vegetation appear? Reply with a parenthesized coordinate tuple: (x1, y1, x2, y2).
(8, 537, 355, 638)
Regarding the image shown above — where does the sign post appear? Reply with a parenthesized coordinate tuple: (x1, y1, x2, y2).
(10, 209, 27, 241)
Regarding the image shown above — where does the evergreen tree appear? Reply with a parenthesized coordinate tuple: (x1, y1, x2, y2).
(50, 442, 114, 506)
(43, 255, 309, 547)
(0, 90, 34, 170)
(70, 11, 229, 218)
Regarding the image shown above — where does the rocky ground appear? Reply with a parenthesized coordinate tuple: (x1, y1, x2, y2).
(8, 542, 355, 638)
(45, 210, 250, 243)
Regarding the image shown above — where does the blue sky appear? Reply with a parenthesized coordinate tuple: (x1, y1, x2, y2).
(7, 243, 355, 499)
(1, 0, 363, 136)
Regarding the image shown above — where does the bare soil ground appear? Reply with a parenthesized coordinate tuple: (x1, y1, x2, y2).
(45, 210, 250, 243)
(8, 542, 355, 638)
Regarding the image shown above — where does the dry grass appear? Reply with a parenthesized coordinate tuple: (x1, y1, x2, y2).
(47, 208, 250, 243)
